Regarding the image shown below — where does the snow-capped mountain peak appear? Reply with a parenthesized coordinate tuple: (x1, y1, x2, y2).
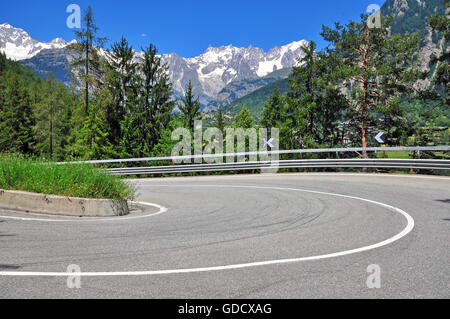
(173, 41, 307, 98)
(50, 38, 67, 45)
(0, 23, 14, 29)
(0, 23, 69, 61)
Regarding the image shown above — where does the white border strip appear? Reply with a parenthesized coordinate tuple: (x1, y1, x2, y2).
(0, 185, 414, 277)
(0, 201, 168, 222)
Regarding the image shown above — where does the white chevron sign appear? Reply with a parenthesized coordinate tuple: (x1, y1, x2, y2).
(374, 132, 386, 144)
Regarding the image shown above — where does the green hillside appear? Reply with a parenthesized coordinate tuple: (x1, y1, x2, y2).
(0, 52, 77, 160)
(5, 57, 43, 86)
(222, 78, 288, 120)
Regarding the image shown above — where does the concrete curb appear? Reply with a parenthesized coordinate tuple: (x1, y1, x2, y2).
(0, 189, 129, 217)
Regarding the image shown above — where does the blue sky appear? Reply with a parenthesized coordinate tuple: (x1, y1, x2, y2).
(1, 0, 385, 57)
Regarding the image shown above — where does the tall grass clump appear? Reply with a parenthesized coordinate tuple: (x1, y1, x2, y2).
(0, 155, 135, 200)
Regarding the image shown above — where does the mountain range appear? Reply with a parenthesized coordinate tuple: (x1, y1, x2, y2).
(0, 22, 307, 109)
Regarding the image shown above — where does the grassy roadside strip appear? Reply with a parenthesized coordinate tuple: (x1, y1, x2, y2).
(376, 151, 450, 159)
(0, 155, 135, 200)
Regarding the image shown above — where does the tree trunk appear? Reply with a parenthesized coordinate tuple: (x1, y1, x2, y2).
(362, 27, 370, 161)
(85, 38, 89, 114)
(49, 107, 53, 160)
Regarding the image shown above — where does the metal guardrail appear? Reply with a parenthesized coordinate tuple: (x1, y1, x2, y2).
(106, 159, 450, 176)
(59, 146, 450, 165)
(56, 146, 450, 175)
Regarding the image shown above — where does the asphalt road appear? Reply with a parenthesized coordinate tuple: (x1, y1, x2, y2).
(0, 173, 449, 298)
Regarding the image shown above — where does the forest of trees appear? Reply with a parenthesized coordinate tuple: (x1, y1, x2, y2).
(0, 3, 448, 162)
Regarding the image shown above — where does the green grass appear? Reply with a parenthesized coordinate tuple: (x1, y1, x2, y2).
(0, 155, 135, 200)
(377, 151, 413, 159)
(377, 151, 450, 159)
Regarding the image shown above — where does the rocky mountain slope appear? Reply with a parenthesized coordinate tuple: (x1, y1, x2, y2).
(158, 41, 307, 102)
(381, 0, 447, 89)
(18, 48, 73, 84)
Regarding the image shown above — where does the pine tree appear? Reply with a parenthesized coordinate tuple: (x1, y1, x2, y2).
(288, 42, 349, 147)
(0, 52, 6, 77)
(290, 41, 318, 138)
(321, 14, 423, 155)
(33, 74, 57, 159)
(261, 87, 286, 128)
(53, 85, 73, 160)
(33, 74, 74, 160)
(234, 106, 253, 129)
(0, 53, 6, 116)
(261, 88, 299, 151)
(105, 37, 139, 150)
(215, 106, 226, 134)
(0, 74, 34, 154)
(137, 44, 175, 156)
(179, 80, 201, 131)
(71, 101, 113, 160)
(68, 6, 107, 114)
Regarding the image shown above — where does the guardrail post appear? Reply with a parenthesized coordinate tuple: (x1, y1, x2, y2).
(417, 151, 421, 160)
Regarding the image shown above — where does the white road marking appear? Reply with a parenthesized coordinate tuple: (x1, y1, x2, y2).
(0, 201, 168, 222)
(0, 184, 415, 277)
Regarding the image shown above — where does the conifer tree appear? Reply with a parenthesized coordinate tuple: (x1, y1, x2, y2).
(71, 101, 113, 160)
(0, 53, 6, 115)
(290, 41, 318, 138)
(234, 106, 253, 129)
(68, 6, 107, 114)
(288, 42, 349, 147)
(0, 74, 34, 154)
(33, 74, 57, 159)
(215, 106, 226, 134)
(138, 44, 175, 156)
(0, 52, 6, 77)
(321, 14, 423, 155)
(261, 88, 299, 151)
(105, 37, 139, 150)
(261, 87, 286, 128)
(179, 80, 201, 131)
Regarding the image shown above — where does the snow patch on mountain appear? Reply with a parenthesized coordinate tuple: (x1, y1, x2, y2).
(0, 23, 69, 61)
(163, 40, 308, 99)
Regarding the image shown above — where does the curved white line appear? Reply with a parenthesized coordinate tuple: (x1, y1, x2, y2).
(0, 201, 168, 222)
(0, 184, 414, 277)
